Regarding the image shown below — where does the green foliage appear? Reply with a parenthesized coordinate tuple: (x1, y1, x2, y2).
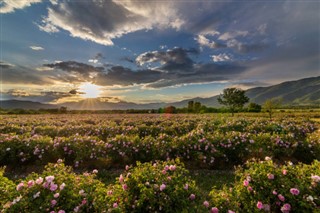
(210, 159, 320, 212)
(218, 88, 250, 116)
(0, 167, 17, 208)
(247, 102, 262, 112)
(99, 159, 198, 212)
(263, 98, 282, 119)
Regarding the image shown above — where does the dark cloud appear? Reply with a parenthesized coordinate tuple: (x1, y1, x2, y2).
(69, 89, 84, 95)
(2, 64, 54, 85)
(0, 61, 14, 69)
(95, 66, 162, 86)
(44, 61, 103, 75)
(2, 90, 76, 103)
(38, 0, 180, 45)
(5, 89, 30, 97)
(95, 55, 246, 88)
(136, 48, 199, 72)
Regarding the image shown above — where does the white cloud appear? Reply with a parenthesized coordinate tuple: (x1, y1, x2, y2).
(212, 53, 232, 62)
(88, 59, 98, 64)
(36, 66, 54, 72)
(257, 23, 267, 35)
(38, 0, 183, 46)
(30, 46, 44, 51)
(0, 0, 42, 13)
(219, 31, 249, 41)
(195, 35, 225, 49)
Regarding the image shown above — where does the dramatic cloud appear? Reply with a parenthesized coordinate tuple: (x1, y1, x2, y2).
(5, 89, 30, 97)
(44, 61, 104, 81)
(0, 0, 42, 13)
(38, 0, 182, 45)
(2, 63, 54, 85)
(30, 46, 44, 51)
(95, 66, 162, 86)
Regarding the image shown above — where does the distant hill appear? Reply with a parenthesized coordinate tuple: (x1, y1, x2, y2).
(168, 76, 320, 107)
(0, 100, 57, 110)
(245, 76, 320, 105)
(1, 76, 319, 110)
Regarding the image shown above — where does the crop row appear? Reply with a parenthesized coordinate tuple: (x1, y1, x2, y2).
(0, 115, 319, 168)
(1, 158, 319, 212)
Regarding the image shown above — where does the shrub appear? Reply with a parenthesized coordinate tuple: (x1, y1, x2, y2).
(2, 160, 105, 212)
(210, 159, 320, 212)
(95, 159, 198, 212)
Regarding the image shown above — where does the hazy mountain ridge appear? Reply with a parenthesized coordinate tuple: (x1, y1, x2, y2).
(1, 76, 319, 110)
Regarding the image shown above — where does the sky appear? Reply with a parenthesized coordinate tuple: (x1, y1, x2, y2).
(0, 0, 319, 104)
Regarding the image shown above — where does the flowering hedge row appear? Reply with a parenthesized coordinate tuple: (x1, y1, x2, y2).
(209, 159, 320, 212)
(0, 115, 319, 168)
(1, 159, 319, 212)
(1, 159, 199, 212)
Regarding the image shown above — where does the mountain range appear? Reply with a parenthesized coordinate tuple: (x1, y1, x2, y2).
(1, 76, 319, 110)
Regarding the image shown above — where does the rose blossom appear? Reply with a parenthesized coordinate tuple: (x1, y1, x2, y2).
(278, 194, 285, 202)
(257, 201, 263, 209)
(203, 201, 209, 208)
(51, 199, 57, 206)
(35, 177, 43, 185)
(211, 207, 219, 213)
(16, 182, 24, 191)
(267, 173, 274, 180)
(189, 194, 196, 200)
(50, 183, 58, 191)
(160, 184, 166, 191)
(281, 203, 291, 213)
(290, 188, 299, 195)
(28, 180, 35, 188)
(60, 183, 66, 190)
(45, 176, 55, 183)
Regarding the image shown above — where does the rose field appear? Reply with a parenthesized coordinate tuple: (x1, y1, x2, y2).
(1, 113, 320, 212)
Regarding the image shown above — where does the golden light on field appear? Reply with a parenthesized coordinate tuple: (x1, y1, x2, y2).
(79, 82, 101, 98)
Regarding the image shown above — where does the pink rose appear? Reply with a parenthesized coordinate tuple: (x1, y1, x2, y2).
(290, 188, 299, 195)
(267, 173, 274, 180)
(203, 201, 209, 208)
(211, 207, 219, 213)
(281, 203, 291, 213)
(189, 194, 196, 200)
(51, 199, 57, 206)
(278, 194, 285, 202)
(257, 201, 263, 209)
(50, 183, 58, 191)
(160, 184, 166, 191)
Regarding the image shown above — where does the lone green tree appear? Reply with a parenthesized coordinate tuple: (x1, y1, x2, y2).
(194, 102, 201, 113)
(217, 88, 249, 116)
(263, 98, 282, 119)
(187, 101, 194, 113)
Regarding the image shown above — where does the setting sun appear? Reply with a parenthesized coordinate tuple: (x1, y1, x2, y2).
(79, 82, 101, 98)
